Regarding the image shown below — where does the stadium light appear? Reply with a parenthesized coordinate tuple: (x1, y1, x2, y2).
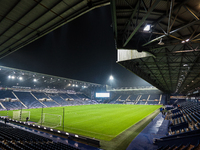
(19, 77, 23, 80)
(8, 75, 11, 79)
(12, 76, 15, 79)
(33, 79, 37, 82)
(109, 75, 114, 80)
(143, 24, 151, 31)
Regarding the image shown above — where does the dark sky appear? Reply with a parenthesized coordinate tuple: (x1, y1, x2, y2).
(1, 5, 151, 87)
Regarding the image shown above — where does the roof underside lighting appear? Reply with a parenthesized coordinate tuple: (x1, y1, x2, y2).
(143, 24, 151, 31)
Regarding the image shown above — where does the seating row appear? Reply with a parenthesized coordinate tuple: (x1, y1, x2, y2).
(0, 122, 79, 150)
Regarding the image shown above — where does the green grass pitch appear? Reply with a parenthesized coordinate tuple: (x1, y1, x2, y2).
(0, 104, 161, 141)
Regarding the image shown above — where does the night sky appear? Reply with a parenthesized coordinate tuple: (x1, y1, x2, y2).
(1, 6, 150, 87)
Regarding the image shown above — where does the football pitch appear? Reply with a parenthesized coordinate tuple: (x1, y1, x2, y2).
(0, 104, 161, 141)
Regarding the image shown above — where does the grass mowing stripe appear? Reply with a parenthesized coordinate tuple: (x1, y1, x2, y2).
(0, 104, 161, 141)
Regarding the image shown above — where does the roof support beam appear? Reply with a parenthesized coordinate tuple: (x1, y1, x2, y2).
(178, 51, 200, 93)
(141, 0, 148, 12)
(123, 0, 162, 47)
(184, 5, 199, 20)
(118, 60, 165, 92)
(166, 48, 173, 91)
(110, 0, 117, 39)
(142, 19, 200, 46)
(139, 58, 165, 89)
(153, 57, 170, 92)
(122, 1, 140, 43)
(152, 0, 190, 25)
(167, 0, 174, 34)
(184, 77, 200, 93)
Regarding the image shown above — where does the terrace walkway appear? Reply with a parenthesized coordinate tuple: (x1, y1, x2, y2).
(126, 113, 169, 150)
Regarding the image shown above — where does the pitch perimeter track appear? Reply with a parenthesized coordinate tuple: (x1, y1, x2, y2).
(100, 109, 160, 150)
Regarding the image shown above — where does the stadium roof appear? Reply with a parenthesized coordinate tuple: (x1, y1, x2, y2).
(0, 65, 103, 90)
(111, 0, 200, 94)
(0, 0, 109, 59)
(1, 0, 200, 95)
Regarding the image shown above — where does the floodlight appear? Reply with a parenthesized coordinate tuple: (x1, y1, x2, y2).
(109, 75, 114, 80)
(8, 75, 11, 79)
(143, 24, 151, 31)
(186, 39, 189, 42)
(19, 77, 23, 80)
(68, 84, 71, 86)
(76, 85, 78, 87)
(12, 76, 15, 79)
(33, 79, 37, 82)
(72, 84, 75, 87)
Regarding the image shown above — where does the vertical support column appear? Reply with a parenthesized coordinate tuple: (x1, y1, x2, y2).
(63, 107, 65, 131)
(41, 106, 43, 126)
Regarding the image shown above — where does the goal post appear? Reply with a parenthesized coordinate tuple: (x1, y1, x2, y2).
(13, 111, 30, 121)
(36, 113, 62, 128)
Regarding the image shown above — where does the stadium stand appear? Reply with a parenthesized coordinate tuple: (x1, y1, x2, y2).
(48, 94, 69, 106)
(109, 93, 165, 105)
(59, 93, 78, 105)
(1, 101, 25, 110)
(67, 94, 80, 100)
(32, 92, 59, 107)
(76, 94, 89, 100)
(0, 90, 16, 99)
(160, 94, 166, 105)
(136, 94, 148, 104)
(147, 94, 160, 105)
(155, 101, 200, 149)
(107, 94, 120, 103)
(0, 121, 79, 150)
(0, 90, 25, 110)
(14, 91, 44, 108)
(0, 104, 4, 110)
(129, 95, 138, 101)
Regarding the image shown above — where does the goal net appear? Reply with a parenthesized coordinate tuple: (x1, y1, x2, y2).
(36, 113, 62, 128)
(13, 111, 30, 121)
